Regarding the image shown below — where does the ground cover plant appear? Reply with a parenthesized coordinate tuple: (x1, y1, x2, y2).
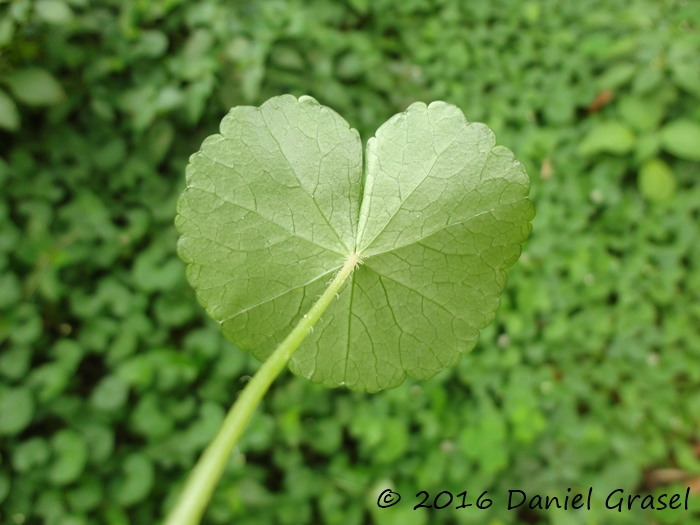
(1, 0, 700, 524)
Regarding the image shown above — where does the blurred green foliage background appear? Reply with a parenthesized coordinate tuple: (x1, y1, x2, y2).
(1, 0, 700, 524)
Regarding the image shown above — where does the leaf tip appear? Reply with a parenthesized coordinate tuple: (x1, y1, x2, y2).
(297, 94, 320, 106)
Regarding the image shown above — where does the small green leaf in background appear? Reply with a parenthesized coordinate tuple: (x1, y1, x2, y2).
(0, 386, 35, 435)
(132, 30, 169, 59)
(67, 476, 104, 512)
(638, 158, 676, 202)
(0, 17, 15, 47)
(618, 95, 664, 132)
(0, 345, 32, 380)
(673, 439, 700, 474)
(35, 490, 67, 525)
(373, 418, 409, 463)
(48, 429, 88, 486)
(0, 88, 20, 131)
(660, 119, 700, 161)
(176, 95, 534, 392)
(93, 138, 127, 171)
(578, 121, 636, 156)
(114, 453, 155, 507)
(634, 132, 661, 163)
(130, 393, 174, 439)
(0, 471, 9, 505)
(34, 0, 73, 25)
(90, 375, 129, 411)
(460, 405, 508, 475)
(144, 120, 175, 164)
(82, 423, 114, 464)
(597, 63, 637, 90)
(4, 68, 65, 106)
(633, 66, 663, 94)
(671, 62, 700, 98)
(12, 437, 51, 472)
(0, 273, 22, 309)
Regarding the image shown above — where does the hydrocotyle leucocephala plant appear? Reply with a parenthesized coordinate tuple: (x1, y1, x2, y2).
(165, 94, 535, 525)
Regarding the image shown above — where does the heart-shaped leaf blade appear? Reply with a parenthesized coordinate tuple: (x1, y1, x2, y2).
(176, 95, 533, 392)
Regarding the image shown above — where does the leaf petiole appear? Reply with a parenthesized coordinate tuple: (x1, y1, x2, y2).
(163, 253, 361, 525)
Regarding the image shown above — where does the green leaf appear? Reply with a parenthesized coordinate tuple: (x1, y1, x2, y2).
(597, 63, 636, 90)
(0, 386, 34, 435)
(67, 476, 103, 512)
(130, 393, 174, 439)
(660, 119, 700, 161)
(638, 158, 676, 202)
(82, 423, 114, 464)
(132, 30, 169, 59)
(48, 429, 88, 486)
(145, 120, 175, 164)
(0, 88, 20, 131)
(176, 95, 533, 392)
(0, 471, 9, 505)
(35, 490, 67, 525)
(373, 418, 409, 463)
(578, 121, 635, 156)
(4, 68, 65, 106)
(114, 453, 155, 506)
(90, 375, 129, 411)
(460, 403, 508, 475)
(618, 95, 664, 132)
(93, 138, 126, 170)
(0, 18, 15, 48)
(633, 66, 663, 94)
(12, 437, 50, 472)
(0, 345, 31, 380)
(34, 0, 73, 25)
(671, 62, 700, 98)
(634, 132, 661, 163)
